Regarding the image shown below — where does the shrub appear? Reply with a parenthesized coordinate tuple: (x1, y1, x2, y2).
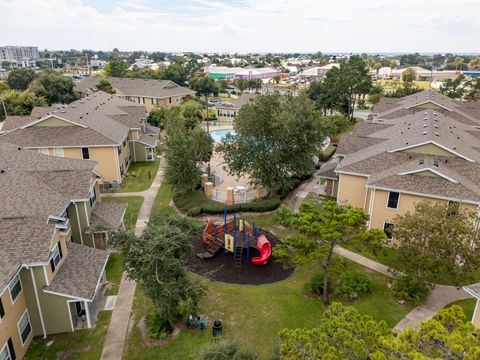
(187, 206, 202, 217)
(336, 271, 373, 301)
(319, 145, 337, 162)
(305, 272, 332, 296)
(173, 191, 281, 215)
(147, 311, 173, 339)
(392, 275, 430, 305)
(198, 340, 260, 360)
(276, 205, 296, 227)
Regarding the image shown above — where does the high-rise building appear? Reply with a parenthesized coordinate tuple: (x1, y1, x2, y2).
(0, 46, 39, 67)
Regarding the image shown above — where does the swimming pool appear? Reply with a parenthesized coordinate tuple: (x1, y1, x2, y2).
(209, 129, 236, 142)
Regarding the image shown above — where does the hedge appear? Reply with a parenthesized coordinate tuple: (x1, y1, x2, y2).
(319, 145, 337, 162)
(173, 191, 281, 215)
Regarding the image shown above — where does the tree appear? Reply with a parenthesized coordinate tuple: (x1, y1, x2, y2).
(180, 100, 204, 128)
(217, 94, 325, 196)
(279, 302, 480, 359)
(0, 82, 10, 94)
(111, 216, 204, 335)
(105, 59, 128, 77)
(164, 116, 213, 194)
(394, 201, 480, 286)
(0, 90, 47, 121)
(440, 75, 466, 99)
(190, 75, 219, 130)
(95, 79, 115, 94)
(465, 77, 480, 102)
(321, 115, 350, 139)
(28, 72, 79, 105)
(161, 63, 188, 85)
(7, 68, 36, 90)
(147, 107, 169, 128)
(401, 67, 416, 83)
(274, 201, 383, 305)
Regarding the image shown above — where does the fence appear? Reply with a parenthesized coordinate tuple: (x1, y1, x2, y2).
(209, 188, 260, 204)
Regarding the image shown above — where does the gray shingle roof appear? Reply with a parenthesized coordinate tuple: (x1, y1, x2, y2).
(44, 242, 109, 301)
(334, 90, 480, 203)
(87, 202, 128, 232)
(75, 77, 196, 99)
(215, 94, 257, 110)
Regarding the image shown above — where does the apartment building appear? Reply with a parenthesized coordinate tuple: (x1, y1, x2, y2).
(0, 143, 127, 359)
(74, 77, 196, 112)
(319, 90, 480, 238)
(215, 94, 256, 124)
(0, 92, 159, 187)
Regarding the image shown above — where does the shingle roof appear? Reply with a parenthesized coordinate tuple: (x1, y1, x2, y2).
(75, 77, 196, 99)
(139, 133, 159, 147)
(44, 242, 109, 301)
(1, 92, 147, 146)
(0, 142, 98, 293)
(87, 202, 128, 232)
(215, 94, 257, 110)
(334, 90, 480, 203)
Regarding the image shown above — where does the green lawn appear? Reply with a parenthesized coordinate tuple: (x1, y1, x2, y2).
(25, 311, 112, 360)
(150, 184, 176, 219)
(121, 160, 160, 193)
(102, 196, 144, 230)
(104, 252, 124, 296)
(124, 259, 412, 359)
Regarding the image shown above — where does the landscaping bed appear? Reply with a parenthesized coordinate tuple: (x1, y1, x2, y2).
(183, 227, 294, 285)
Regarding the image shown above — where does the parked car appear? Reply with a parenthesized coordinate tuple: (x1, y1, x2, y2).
(208, 99, 223, 105)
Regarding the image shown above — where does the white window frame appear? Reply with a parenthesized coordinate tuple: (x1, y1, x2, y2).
(8, 274, 22, 305)
(17, 309, 32, 346)
(383, 221, 395, 240)
(386, 191, 400, 210)
(53, 148, 64, 157)
(139, 97, 144, 104)
(0, 341, 12, 360)
(50, 243, 62, 273)
(38, 148, 48, 155)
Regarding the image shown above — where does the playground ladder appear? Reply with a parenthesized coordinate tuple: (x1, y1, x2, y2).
(233, 246, 243, 271)
(206, 238, 224, 256)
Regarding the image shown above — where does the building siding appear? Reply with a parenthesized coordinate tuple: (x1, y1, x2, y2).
(337, 173, 368, 209)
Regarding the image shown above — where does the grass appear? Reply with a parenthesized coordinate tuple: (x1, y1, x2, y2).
(124, 259, 412, 360)
(25, 311, 112, 360)
(121, 160, 160, 193)
(104, 252, 124, 296)
(150, 184, 176, 219)
(102, 196, 144, 230)
(444, 299, 476, 320)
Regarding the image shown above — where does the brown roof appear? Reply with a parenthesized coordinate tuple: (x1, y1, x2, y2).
(334, 90, 480, 203)
(44, 242, 109, 301)
(215, 94, 257, 110)
(75, 77, 196, 99)
(87, 202, 128, 232)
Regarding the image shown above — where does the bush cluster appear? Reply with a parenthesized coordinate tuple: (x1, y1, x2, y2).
(336, 271, 373, 300)
(319, 145, 337, 162)
(304, 273, 332, 296)
(392, 275, 430, 305)
(174, 191, 281, 215)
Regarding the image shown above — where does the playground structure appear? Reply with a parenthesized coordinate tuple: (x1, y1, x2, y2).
(197, 203, 272, 269)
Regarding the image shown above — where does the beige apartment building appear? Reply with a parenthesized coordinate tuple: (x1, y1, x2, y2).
(214, 94, 256, 124)
(0, 143, 127, 359)
(74, 76, 196, 112)
(319, 90, 480, 239)
(0, 92, 159, 187)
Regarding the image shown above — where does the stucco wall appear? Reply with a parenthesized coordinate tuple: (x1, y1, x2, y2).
(337, 173, 368, 209)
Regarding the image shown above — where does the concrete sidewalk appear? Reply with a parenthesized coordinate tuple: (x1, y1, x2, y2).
(100, 157, 165, 360)
(333, 246, 394, 278)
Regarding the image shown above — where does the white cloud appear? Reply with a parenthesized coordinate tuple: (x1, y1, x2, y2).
(0, 0, 478, 52)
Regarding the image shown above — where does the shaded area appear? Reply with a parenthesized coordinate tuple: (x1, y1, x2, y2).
(184, 227, 294, 285)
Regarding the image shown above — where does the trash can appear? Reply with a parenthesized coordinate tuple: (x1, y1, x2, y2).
(212, 320, 222, 338)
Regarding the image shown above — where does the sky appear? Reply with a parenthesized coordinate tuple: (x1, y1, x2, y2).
(0, 0, 479, 53)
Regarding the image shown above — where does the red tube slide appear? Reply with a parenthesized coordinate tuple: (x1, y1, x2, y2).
(252, 234, 271, 266)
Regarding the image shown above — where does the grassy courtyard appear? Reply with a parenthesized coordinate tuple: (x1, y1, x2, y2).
(121, 160, 160, 193)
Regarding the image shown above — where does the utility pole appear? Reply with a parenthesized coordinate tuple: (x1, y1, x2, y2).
(85, 54, 89, 74)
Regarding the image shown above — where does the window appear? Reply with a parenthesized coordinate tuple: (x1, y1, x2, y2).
(387, 191, 400, 209)
(117, 146, 121, 155)
(89, 187, 97, 207)
(53, 148, 64, 157)
(38, 148, 48, 155)
(447, 201, 459, 217)
(139, 97, 144, 104)
(0, 297, 4, 320)
(383, 222, 395, 240)
(120, 164, 125, 177)
(0, 341, 13, 360)
(8, 275, 22, 304)
(168, 97, 172, 104)
(81, 147, 90, 160)
(122, 138, 127, 148)
(17, 310, 31, 345)
(49, 243, 63, 273)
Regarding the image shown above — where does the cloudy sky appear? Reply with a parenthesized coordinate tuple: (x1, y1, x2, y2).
(1, 0, 479, 53)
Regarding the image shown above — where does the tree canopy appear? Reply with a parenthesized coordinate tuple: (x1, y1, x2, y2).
(393, 201, 480, 286)
(0, 89, 47, 121)
(279, 302, 480, 360)
(7, 68, 36, 90)
(105, 59, 128, 77)
(28, 72, 79, 105)
(217, 93, 325, 196)
(96, 79, 116, 94)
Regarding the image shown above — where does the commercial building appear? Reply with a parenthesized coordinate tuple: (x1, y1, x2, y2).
(0, 46, 39, 67)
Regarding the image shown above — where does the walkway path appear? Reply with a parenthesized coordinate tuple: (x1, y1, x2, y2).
(287, 170, 472, 333)
(100, 158, 165, 360)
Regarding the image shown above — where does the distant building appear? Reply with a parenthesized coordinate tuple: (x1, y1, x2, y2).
(205, 66, 244, 80)
(234, 67, 279, 80)
(299, 63, 340, 80)
(89, 55, 107, 70)
(215, 94, 257, 124)
(0, 46, 39, 67)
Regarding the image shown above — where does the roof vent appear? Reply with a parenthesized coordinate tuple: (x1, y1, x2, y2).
(445, 159, 449, 163)
(80, 116, 83, 119)
(71, 105, 76, 108)
(423, 124, 427, 128)
(419, 159, 425, 164)
(435, 133, 440, 136)
(424, 112, 428, 115)
(17, 147, 21, 151)
(423, 131, 428, 135)
(0, 169, 4, 174)
(61, 110, 66, 113)
(433, 160, 439, 167)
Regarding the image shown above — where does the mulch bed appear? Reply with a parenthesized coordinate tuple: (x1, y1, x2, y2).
(183, 227, 295, 285)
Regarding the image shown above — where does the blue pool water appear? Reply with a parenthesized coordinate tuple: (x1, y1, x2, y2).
(209, 129, 236, 142)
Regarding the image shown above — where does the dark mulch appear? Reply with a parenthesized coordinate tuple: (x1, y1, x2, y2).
(183, 227, 295, 285)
